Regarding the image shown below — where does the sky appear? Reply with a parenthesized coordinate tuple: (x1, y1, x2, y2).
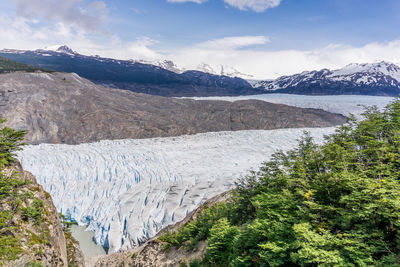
(0, 0, 400, 79)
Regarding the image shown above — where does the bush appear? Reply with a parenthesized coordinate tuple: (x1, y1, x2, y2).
(23, 199, 44, 224)
(204, 218, 238, 265)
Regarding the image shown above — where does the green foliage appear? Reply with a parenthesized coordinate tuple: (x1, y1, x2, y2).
(0, 176, 28, 200)
(0, 57, 52, 74)
(204, 218, 239, 265)
(158, 203, 229, 250)
(0, 117, 27, 169)
(0, 118, 28, 263)
(0, 236, 23, 262)
(188, 259, 202, 267)
(179, 258, 187, 267)
(59, 213, 76, 232)
(26, 260, 43, 267)
(161, 99, 400, 266)
(23, 199, 45, 224)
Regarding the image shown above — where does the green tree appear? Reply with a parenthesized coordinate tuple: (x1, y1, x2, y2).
(0, 118, 27, 168)
(205, 218, 239, 265)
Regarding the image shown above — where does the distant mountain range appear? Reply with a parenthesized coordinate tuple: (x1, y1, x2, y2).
(254, 61, 400, 96)
(0, 46, 261, 97)
(1, 46, 399, 96)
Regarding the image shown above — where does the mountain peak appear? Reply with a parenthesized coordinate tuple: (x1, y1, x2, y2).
(56, 45, 76, 54)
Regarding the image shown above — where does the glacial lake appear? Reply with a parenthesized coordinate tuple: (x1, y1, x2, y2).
(70, 225, 106, 259)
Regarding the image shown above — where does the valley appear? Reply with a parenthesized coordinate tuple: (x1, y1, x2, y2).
(0, 53, 397, 266)
(1, 0, 400, 266)
(16, 93, 393, 256)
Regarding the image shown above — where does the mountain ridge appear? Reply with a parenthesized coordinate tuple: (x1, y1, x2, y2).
(0, 46, 261, 97)
(255, 61, 400, 96)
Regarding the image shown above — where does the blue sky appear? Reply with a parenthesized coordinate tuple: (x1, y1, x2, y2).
(0, 0, 400, 79)
(105, 0, 400, 50)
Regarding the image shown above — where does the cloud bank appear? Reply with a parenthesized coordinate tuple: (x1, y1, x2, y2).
(13, 0, 107, 33)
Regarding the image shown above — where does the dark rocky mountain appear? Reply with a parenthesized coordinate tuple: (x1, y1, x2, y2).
(0, 46, 263, 97)
(254, 61, 400, 96)
(0, 71, 346, 145)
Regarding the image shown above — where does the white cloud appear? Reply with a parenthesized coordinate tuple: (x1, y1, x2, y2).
(197, 36, 269, 49)
(223, 0, 282, 12)
(167, 0, 282, 12)
(167, 0, 208, 3)
(13, 0, 107, 33)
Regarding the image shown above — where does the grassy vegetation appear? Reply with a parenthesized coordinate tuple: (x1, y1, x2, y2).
(0, 118, 49, 265)
(159, 99, 400, 266)
(0, 57, 52, 74)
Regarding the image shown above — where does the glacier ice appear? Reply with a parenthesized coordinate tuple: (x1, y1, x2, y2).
(18, 128, 335, 253)
(189, 94, 394, 119)
(17, 94, 393, 253)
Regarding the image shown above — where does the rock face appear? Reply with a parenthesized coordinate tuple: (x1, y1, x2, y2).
(92, 192, 231, 267)
(0, 72, 346, 145)
(0, 162, 84, 267)
(255, 61, 400, 96)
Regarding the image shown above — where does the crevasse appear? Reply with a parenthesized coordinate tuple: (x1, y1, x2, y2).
(18, 128, 335, 253)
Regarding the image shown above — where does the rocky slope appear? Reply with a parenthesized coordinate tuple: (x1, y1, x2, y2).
(255, 61, 400, 96)
(0, 72, 346, 145)
(0, 161, 84, 266)
(92, 192, 231, 267)
(0, 47, 262, 97)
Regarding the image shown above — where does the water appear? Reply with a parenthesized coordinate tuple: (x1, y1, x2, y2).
(70, 225, 107, 259)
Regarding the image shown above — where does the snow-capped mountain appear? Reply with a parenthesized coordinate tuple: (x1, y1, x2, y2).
(254, 62, 400, 96)
(128, 60, 253, 79)
(41, 45, 78, 55)
(0, 46, 261, 97)
(195, 63, 254, 79)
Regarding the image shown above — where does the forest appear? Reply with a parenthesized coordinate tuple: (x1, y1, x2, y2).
(159, 100, 400, 266)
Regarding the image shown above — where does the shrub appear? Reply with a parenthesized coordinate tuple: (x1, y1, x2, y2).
(23, 199, 44, 224)
(0, 235, 23, 262)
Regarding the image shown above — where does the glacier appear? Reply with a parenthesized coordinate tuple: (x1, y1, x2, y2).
(190, 94, 394, 119)
(17, 94, 394, 253)
(18, 127, 335, 253)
